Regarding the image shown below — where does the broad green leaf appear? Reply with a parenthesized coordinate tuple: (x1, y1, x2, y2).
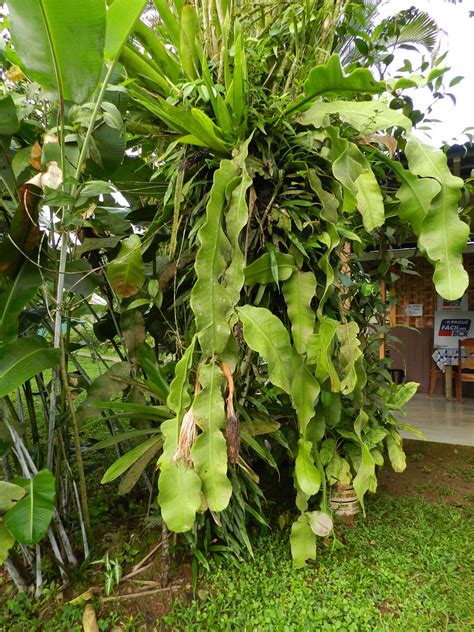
(101, 437, 162, 484)
(300, 100, 411, 133)
(4, 469, 55, 546)
(0, 336, 60, 398)
(289, 54, 384, 114)
(307, 511, 333, 537)
(244, 253, 295, 285)
(307, 317, 340, 391)
(0, 94, 19, 136)
(105, 0, 147, 61)
(283, 271, 316, 355)
(76, 362, 131, 425)
(8, 0, 105, 103)
(191, 363, 232, 512)
(0, 481, 25, 511)
(336, 322, 362, 394)
(290, 514, 316, 568)
(291, 360, 320, 432)
(386, 434, 407, 473)
(295, 439, 321, 496)
(406, 137, 469, 300)
(0, 520, 15, 564)
(378, 156, 442, 237)
(237, 305, 294, 394)
(190, 160, 236, 355)
(0, 263, 41, 344)
(316, 223, 340, 317)
(158, 461, 202, 532)
(107, 234, 145, 298)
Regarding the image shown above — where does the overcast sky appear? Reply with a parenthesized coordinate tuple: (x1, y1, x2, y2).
(380, 0, 474, 146)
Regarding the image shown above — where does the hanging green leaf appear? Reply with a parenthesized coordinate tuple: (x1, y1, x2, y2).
(107, 234, 145, 298)
(0, 336, 60, 398)
(190, 160, 236, 355)
(223, 151, 252, 306)
(336, 322, 362, 394)
(405, 137, 468, 300)
(0, 263, 41, 344)
(159, 339, 202, 532)
(307, 317, 340, 392)
(327, 127, 384, 230)
(352, 410, 376, 512)
(191, 363, 232, 512)
(7, 0, 106, 103)
(295, 439, 321, 496)
(244, 253, 296, 285)
(4, 469, 55, 546)
(316, 222, 340, 317)
(237, 306, 294, 394)
(283, 271, 316, 355)
(290, 514, 316, 569)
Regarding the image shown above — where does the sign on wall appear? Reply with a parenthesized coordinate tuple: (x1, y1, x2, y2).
(406, 303, 423, 317)
(436, 294, 468, 311)
(434, 310, 474, 348)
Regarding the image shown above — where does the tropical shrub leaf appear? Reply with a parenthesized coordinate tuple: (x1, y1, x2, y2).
(7, 0, 105, 103)
(101, 437, 162, 484)
(0, 262, 41, 344)
(336, 322, 362, 394)
(76, 362, 131, 425)
(107, 234, 145, 298)
(0, 336, 60, 398)
(4, 469, 55, 546)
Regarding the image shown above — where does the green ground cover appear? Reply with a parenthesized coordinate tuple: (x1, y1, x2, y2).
(1, 494, 471, 631)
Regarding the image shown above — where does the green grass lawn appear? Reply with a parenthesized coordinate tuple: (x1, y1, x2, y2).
(164, 495, 473, 631)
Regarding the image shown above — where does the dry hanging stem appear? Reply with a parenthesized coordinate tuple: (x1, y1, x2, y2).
(221, 362, 240, 464)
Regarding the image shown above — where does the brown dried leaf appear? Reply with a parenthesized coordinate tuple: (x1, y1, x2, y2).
(29, 141, 42, 170)
(82, 603, 99, 632)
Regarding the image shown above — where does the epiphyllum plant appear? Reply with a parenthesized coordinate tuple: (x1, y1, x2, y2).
(110, 1, 468, 566)
(0, 0, 469, 572)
